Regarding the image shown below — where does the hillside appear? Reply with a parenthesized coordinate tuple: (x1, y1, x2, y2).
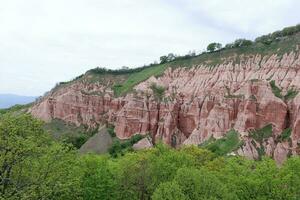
(30, 24, 300, 163)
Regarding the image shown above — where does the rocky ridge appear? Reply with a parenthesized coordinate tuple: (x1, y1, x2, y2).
(30, 51, 300, 163)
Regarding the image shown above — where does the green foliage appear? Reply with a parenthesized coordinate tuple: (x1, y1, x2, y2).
(270, 80, 283, 98)
(250, 124, 273, 143)
(0, 104, 31, 115)
(113, 64, 167, 96)
(284, 88, 299, 100)
(108, 140, 123, 157)
(180, 145, 216, 166)
(87, 64, 161, 75)
(107, 124, 116, 137)
(0, 114, 82, 200)
(174, 167, 235, 200)
(3, 114, 300, 200)
(269, 81, 298, 101)
(150, 83, 165, 102)
(110, 143, 209, 200)
(108, 134, 144, 157)
(152, 181, 186, 200)
(80, 155, 117, 200)
(255, 24, 300, 45)
(278, 157, 300, 199)
(64, 134, 89, 149)
(212, 157, 283, 199)
(200, 130, 242, 156)
(277, 128, 292, 142)
(207, 42, 222, 52)
(226, 38, 253, 48)
(160, 53, 176, 64)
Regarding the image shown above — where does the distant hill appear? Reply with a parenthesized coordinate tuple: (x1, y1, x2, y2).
(0, 94, 37, 109)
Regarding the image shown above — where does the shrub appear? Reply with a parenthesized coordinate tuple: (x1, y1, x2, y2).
(284, 88, 298, 100)
(199, 130, 242, 156)
(64, 134, 89, 149)
(250, 124, 273, 143)
(107, 125, 116, 137)
(150, 83, 165, 101)
(233, 39, 253, 47)
(270, 80, 283, 99)
(207, 42, 222, 52)
(108, 134, 144, 157)
(277, 128, 292, 142)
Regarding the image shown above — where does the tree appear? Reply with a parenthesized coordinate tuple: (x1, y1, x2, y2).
(207, 42, 222, 52)
(160, 53, 176, 64)
(233, 39, 253, 47)
(276, 157, 300, 199)
(152, 181, 187, 200)
(167, 53, 176, 62)
(174, 167, 236, 200)
(81, 155, 117, 200)
(0, 114, 82, 200)
(159, 56, 168, 64)
(179, 145, 216, 166)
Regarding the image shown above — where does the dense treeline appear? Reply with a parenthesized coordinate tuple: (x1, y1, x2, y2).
(1, 114, 300, 200)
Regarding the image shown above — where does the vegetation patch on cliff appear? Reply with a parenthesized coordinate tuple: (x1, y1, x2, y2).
(113, 64, 167, 96)
(270, 80, 283, 99)
(277, 128, 292, 142)
(249, 124, 273, 144)
(270, 80, 299, 100)
(199, 130, 242, 156)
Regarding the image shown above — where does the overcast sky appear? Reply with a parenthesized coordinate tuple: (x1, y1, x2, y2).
(0, 0, 299, 96)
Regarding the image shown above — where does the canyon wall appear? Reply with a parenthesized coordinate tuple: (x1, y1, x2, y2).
(30, 52, 300, 163)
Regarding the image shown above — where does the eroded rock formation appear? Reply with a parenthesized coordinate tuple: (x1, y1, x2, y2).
(30, 52, 300, 163)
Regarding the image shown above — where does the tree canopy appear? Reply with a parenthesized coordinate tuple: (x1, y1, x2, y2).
(207, 42, 222, 52)
(1, 113, 300, 199)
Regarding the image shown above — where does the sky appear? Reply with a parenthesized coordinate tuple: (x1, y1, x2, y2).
(0, 0, 299, 96)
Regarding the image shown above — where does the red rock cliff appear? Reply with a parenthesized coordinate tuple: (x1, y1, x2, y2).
(30, 52, 300, 163)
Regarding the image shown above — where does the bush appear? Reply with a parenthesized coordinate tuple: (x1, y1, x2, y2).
(270, 80, 283, 99)
(150, 83, 165, 101)
(233, 39, 253, 47)
(107, 125, 116, 137)
(250, 124, 273, 143)
(64, 134, 89, 149)
(199, 130, 242, 156)
(284, 88, 298, 100)
(277, 128, 292, 142)
(108, 134, 144, 157)
(207, 42, 222, 52)
(255, 34, 273, 45)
